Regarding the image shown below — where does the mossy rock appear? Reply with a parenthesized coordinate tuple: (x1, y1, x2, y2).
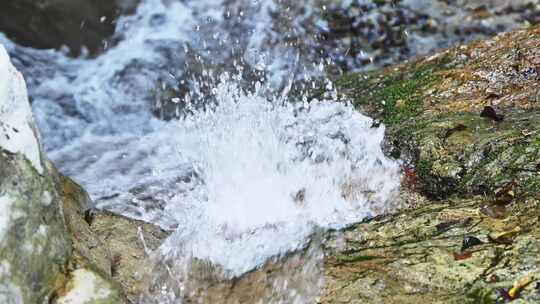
(336, 25, 540, 200)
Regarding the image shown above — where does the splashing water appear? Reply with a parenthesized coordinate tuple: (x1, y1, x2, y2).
(1, 0, 402, 300)
(158, 78, 401, 275)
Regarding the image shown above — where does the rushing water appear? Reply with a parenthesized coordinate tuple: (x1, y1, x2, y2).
(1, 0, 402, 301)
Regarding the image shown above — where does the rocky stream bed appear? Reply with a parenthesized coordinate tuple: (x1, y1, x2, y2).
(1, 1, 540, 304)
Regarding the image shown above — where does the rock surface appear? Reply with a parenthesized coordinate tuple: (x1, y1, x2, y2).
(0, 0, 139, 56)
(88, 210, 170, 303)
(326, 24, 540, 303)
(320, 196, 540, 303)
(0, 44, 70, 303)
(0, 45, 125, 303)
(335, 25, 540, 199)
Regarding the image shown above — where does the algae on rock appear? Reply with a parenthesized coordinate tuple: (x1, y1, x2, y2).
(322, 24, 540, 303)
(336, 25, 540, 199)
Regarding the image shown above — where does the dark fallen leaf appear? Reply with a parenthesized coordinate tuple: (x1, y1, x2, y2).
(293, 188, 306, 205)
(481, 106, 504, 122)
(436, 220, 460, 233)
(444, 124, 467, 139)
(495, 181, 517, 205)
(536, 163, 540, 172)
(454, 251, 473, 261)
(462, 235, 483, 251)
(370, 120, 381, 128)
(436, 218, 471, 233)
(84, 208, 98, 225)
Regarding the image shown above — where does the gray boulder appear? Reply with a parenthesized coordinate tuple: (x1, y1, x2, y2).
(0, 0, 139, 56)
(0, 44, 125, 303)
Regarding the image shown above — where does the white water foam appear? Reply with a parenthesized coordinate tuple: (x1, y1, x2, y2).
(158, 79, 400, 275)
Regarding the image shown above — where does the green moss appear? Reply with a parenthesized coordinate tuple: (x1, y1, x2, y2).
(465, 288, 496, 304)
(337, 59, 447, 126)
(523, 176, 540, 195)
(416, 158, 433, 182)
(531, 136, 540, 150)
(376, 67, 437, 125)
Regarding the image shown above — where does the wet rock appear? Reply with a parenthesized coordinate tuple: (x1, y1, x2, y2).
(132, 238, 325, 304)
(86, 210, 323, 303)
(0, 45, 125, 302)
(54, 268, 124, 304)
(326, 24, 540, 303)
(0, 0, 140, 56)
(88, 210, 170, 303)
(1, 44, 70, 303)
(58, 176, 113, 278)
(320, 196, 540, 303)
(337, 25, 540, 198)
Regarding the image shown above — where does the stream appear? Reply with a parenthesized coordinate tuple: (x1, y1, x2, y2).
(4, 0, 527, 302)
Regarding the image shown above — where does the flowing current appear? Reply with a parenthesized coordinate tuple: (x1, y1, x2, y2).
(1, 0, 401, 301)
